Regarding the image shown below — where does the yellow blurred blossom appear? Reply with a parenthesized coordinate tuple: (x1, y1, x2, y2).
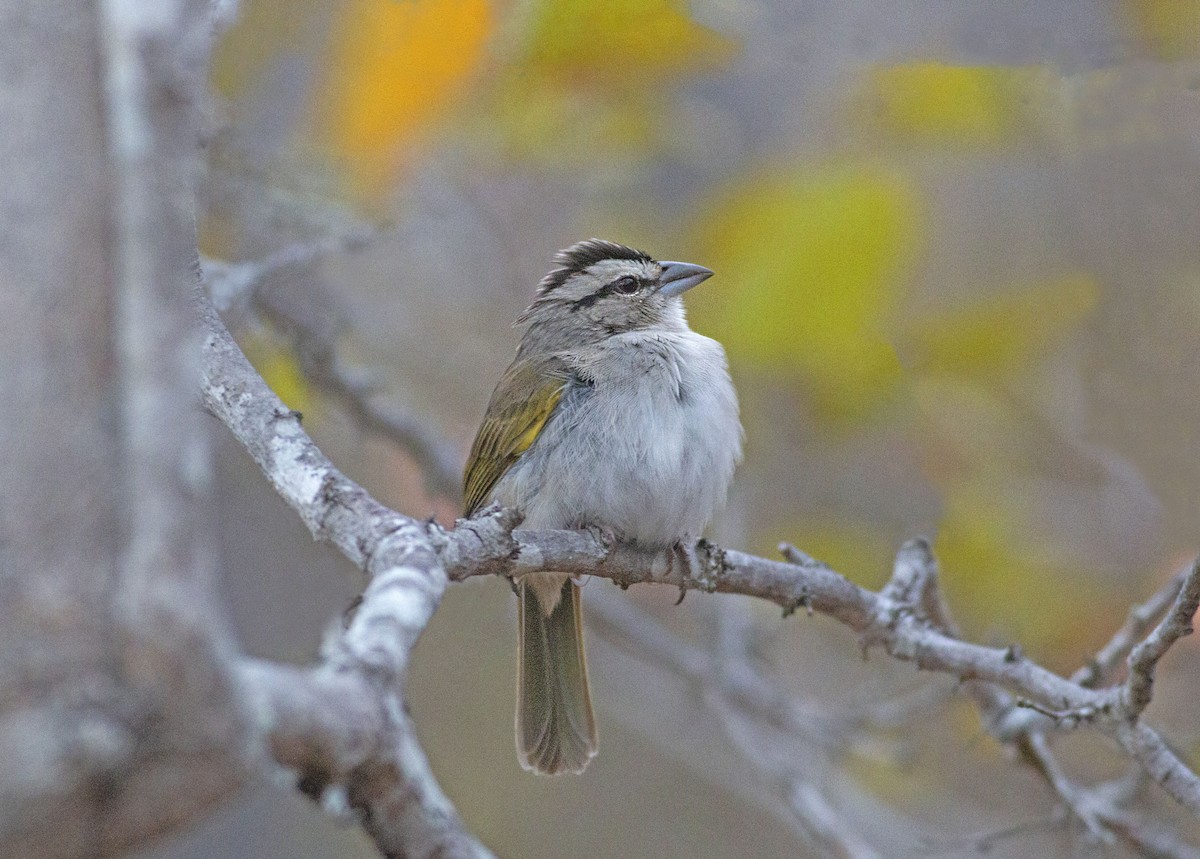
(312, 0, 494, 200)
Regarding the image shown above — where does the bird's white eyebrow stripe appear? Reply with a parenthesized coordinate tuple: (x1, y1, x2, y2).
(567, 272, 656, 311)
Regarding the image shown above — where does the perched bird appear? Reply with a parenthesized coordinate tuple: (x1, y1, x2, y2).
(463, 239, 742, 774)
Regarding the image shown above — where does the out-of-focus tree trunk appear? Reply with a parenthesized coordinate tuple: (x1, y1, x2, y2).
(0, 2, 245, 855)
(0, 1, 127, 850)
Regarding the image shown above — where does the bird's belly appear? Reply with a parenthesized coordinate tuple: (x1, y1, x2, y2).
(497, 372, 740, 548)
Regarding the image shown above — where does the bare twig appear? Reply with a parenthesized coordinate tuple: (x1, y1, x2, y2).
(201, 236, 372, 313)
(1125, 559, 1200, 720)
(1076, 564, 1193, 689)
(1022, 732, 1109, 841)
(710, 693, 883, 859)
(1024, 734, 1200, 859)
(586, 591, 846, 751)
(446, 524, 1085, 711)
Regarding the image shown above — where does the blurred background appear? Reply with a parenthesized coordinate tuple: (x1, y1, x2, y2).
(150, 1, 1200, 856)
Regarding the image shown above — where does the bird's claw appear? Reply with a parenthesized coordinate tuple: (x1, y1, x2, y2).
(668, 540, 703, 577)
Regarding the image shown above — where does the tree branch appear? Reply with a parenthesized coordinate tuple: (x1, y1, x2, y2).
(201, 290, 493, 857)
(1124, 558, 1200, 720)
(1074, 563, 1192, 689)
(442, 515, 1200, 820)
(445, 525, 1085, 712)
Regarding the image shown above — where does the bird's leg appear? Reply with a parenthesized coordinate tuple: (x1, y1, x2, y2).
(667, 538, 706, 603)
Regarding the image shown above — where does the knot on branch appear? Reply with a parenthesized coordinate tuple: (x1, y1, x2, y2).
(692, 538, 725, 593)
(781, 587, 813, 619)
(440, 505, 526, 580)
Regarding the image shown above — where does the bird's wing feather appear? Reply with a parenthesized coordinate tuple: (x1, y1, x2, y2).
(463, 357, 568, 516)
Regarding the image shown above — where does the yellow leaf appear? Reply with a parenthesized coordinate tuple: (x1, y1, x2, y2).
(688, 163, 921, 424)
(898, 276, 1099, 380)
(482, 76, 658, 163)
(518, 0, 735, 83)
(473, 0, 734, 163)
(857, 62, 1053, 149)
(311, 0, 493, 200)
(241, 333, 312, 415)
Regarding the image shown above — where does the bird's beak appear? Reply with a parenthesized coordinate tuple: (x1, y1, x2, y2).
(657, 260, 714, 297)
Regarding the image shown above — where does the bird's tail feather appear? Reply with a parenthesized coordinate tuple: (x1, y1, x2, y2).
(516, 577, 597, 775)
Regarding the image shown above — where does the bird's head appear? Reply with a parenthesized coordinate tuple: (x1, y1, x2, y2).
(516, 239, 713, 347)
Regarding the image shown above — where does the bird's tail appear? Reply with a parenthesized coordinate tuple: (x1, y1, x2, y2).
(516, 576, 597, 775)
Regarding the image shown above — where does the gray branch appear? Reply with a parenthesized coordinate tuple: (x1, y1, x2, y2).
(1074, 563, 1193, 689)
(201, 294, 492, 857)
(101, 0, 250, 829)
(0, 0, 257, 855)
(1125, 558, 1200, 720)
(443, 517, 1200, 820)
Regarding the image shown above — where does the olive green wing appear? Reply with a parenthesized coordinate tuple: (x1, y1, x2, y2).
(463, 359, 568, 516)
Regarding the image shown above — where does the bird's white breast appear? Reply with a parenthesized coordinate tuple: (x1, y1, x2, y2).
(492, 330, 742, 548)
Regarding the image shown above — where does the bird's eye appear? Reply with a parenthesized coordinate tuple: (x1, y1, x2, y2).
(612, 276, 640, 295)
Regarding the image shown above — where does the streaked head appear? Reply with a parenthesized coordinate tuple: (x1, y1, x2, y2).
(517, 239, 713, 344)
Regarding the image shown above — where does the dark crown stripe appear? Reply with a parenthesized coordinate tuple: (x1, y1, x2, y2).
(537, 239, 654, 294)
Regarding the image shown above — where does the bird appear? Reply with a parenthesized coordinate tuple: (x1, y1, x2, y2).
(463, 239, 743, 775)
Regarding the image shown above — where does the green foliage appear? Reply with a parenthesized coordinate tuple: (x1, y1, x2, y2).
(476, 0, 735, 164)
(517, 0, 735, 81)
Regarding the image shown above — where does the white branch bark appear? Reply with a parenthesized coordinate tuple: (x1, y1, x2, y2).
(1125, 559, 1200, 720)
(100, 0, 252, 841)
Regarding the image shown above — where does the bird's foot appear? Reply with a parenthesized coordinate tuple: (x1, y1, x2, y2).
(670, 538, 722, 598)
(667, 539, 706, 604)
(667, 540, 698, 576)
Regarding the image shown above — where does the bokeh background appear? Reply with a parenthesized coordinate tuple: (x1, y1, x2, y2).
(148, 1, 1200, 856)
